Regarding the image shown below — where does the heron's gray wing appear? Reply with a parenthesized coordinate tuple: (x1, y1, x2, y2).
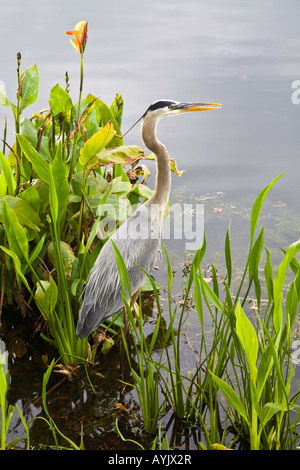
(76, 207, 161, 338)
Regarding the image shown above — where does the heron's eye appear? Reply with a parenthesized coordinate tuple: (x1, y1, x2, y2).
(168, 104, 174, 109)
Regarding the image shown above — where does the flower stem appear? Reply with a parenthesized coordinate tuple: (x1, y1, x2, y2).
(68, 51, 84, 183)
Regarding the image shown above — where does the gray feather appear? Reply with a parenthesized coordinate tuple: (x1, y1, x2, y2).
(76, 203, 161, 338)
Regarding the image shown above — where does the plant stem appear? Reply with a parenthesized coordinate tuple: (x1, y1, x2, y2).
(68, 51, 84, 182)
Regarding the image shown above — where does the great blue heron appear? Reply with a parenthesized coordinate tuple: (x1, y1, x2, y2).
(76, 99, 221, 339)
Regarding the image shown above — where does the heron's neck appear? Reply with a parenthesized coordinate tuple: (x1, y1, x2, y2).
(141, 116, 171, 206)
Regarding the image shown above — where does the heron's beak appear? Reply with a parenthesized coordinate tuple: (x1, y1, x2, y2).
(178, 102, 221, 113)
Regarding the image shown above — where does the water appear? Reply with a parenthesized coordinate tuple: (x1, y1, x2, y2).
(0, 0, 300, 449)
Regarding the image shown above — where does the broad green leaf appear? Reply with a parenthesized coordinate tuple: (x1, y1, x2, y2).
(0, 150, 16, 195)
(17, 135, 50, 184)
(0, 83, 16, 113)
(0, 195, 40, 231)
(72, 171, 108, 194)
(48, 241, 75, 279)
(261, 402, 287, 427)
(0, 245, 30, 290)
(108, 176, 132, 196)
(35, 279, 58, 317)
(2, 198, 29, 262)
(18, 182, 41, 215)
(209, 370, 249, 424)
(101, 337, 114, 354)
(235, 302, 258, 381)
(97, 145, 144, 166)
(141, 276, 162, 292)
(20, 117, 51, 161)
(19, 65, 39, 112)
(43, 277, 58, 314)
(79, 121, 115, 169)
(110, 93, 124, 127)
(49, 83, 73, 117)
(130, 184, 154, 200)
(87, 94, 123, 147)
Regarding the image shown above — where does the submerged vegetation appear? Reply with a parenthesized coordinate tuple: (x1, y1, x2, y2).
(0, 21, 299, 450)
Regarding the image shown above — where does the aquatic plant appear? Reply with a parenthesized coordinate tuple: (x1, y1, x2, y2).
(0, 22, 166, 365)
(119, 175, 300, 449)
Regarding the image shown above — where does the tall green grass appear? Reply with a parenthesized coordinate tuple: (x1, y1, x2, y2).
(116, 175, 300, 450)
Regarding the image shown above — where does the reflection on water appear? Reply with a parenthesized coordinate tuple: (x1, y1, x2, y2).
(0, 0, 300, 450)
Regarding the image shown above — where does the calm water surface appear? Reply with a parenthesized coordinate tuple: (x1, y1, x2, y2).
(0, 0, 300, 449)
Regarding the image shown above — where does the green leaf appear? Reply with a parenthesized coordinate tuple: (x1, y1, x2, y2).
(130, 184, 154, 200)
(48, 166, 58, 224)
(19, 65, 39, 112)
(261, 402, 287, 427)
(88, 94, 123, 147)
(169, 158, 185, 177)
(0, 83, 16, 113)
(35, 278, 58, 317)
(209, 370, 249, 424)
(141, 276, 162, 292)
(17, 135, 50, 184)
(87, 193, 131, 222)
(20, 117, 51, 161)
(110, 93, 124, 127)
(0, 196, 40, 232)
(264, 246, 273, 303)
(249, 227, 264, 307)
(48, 241, 75, 279)
(108, 177, 132, 196)
(18, 181, 41, 215)
(79, 121, 115, 169)
(225, 221, 232, 287)
(72, 171, 108, 194)
(286, 279, 299, 328)
(49, 83, 73, 117)
(257, 343, 275, 399)
(51, 146, 69, 223)
(2, 198, 29, 262)
(250, 174, 284, 245)
(0, 150, 16, 195)
(43, 277, 58, 314)
(29, 234, 46, 266)
(0, 245, 30, 290)
(97, 145, 144, 166)
(273, 238, 300, 333)
(198, 271, 225, 314)
(235, 302, 258, 381)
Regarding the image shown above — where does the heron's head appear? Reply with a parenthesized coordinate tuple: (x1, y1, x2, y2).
(122, 99, 221, 144)
(143, 99, 221, 122)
